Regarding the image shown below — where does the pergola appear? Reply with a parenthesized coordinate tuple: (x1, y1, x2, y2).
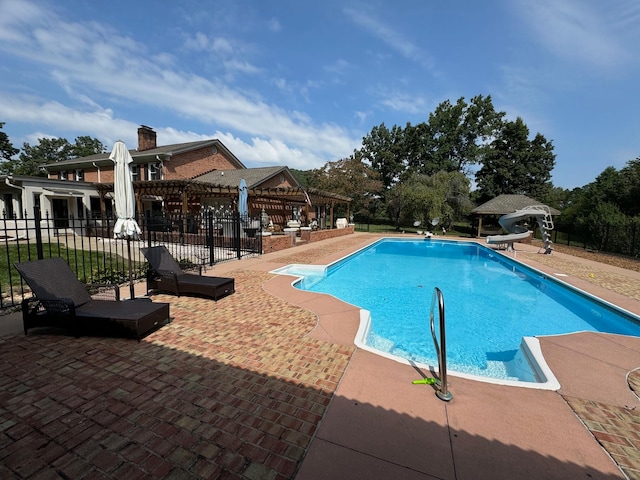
(94, 180, 352, 228)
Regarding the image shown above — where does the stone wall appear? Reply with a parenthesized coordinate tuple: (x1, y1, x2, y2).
(261, 225, 354, 254)
(300, 225, 354, 243)
(261, 233, 296, 253)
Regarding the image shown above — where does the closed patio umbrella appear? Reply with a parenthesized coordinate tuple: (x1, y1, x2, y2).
(238, 178, 248, 219)
(110, 140, 141, 299)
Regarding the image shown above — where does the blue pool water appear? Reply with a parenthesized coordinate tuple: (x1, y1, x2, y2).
(282, 239, 640, 383)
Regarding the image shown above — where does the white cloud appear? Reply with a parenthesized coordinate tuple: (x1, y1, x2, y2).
(343, 7, 436, 73)
(376, 90, 427, 115)
(211, 131, 328, 169)
(268, 17, 282, 33)
(513, 0, 637, 70)
(0, 0, 361, 168)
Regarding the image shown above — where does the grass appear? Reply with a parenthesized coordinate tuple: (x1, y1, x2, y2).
(354, 221, 474, 237)
(0, 243, 145, 297)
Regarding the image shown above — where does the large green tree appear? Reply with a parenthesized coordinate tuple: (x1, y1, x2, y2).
(11, 138, 74, 176)
(71, 136, 106, 158)
(425, 95, 504, 176)
(400, 171, 472, 230)
(0, 123, 19, 169)
(0, 135, 105, 176)
(357, 95, 505, 191)
(474, 117, 555, 202)
(309, 156, 383, 219)
(358, 123, 405, 190)
(617, 157, 640, 216)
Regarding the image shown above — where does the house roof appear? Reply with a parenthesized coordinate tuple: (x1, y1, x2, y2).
(471, 194, 561, 215)
(193, 166, 295, 189)
(43, 139, 246, 170)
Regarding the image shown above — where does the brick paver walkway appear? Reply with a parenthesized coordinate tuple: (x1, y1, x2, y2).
(0, 269, 353, 479)
(519, 250, 640, 301)
(564, 392, 640, 480)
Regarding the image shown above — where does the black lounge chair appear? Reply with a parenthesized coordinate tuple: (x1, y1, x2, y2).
(15, 257, 171, 340)
(141, 246, 235, 300)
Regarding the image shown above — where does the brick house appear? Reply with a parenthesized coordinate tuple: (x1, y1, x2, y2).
(43, 126, 350, 228)
(45, 125, 246, 186)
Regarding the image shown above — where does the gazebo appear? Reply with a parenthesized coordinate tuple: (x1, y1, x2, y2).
(471, 194, 560, 238)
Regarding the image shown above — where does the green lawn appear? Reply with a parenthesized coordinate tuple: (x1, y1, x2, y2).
(0, 244, 145, 297)
(354, 221, 474, 237)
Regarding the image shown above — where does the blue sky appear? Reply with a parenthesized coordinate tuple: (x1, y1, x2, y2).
(1, 0, 639, 190)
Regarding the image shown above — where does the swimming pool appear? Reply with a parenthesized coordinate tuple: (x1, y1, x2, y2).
(271, 239, 640, 388)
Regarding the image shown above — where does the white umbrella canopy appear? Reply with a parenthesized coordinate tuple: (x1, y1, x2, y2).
(109, 140, 141, 299)
(110, 140, 141, 240)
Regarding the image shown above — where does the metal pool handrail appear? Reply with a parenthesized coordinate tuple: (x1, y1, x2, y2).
(430, 287, 453, 401)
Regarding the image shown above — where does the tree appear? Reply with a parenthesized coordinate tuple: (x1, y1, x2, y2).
(357, 95, 505, 190)
(289, 168, 311, 188)
(0, 135, 106, 176)
(310, 156, 383, 219)
(71, 136, 105, 158)
(0, 123, 19, 170)
(541, 185, 572, 211)
(426, 95, 504, 176)
(474, 117, 555, 202)
(359, 123, 406, 190)
(9, 138, 73, 176)
(401, 171, 472, 229)
(618, 157, 640, 216)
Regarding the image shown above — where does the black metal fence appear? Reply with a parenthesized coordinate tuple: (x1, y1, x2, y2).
(0, 207, 262, 310)
(551, 220, 640, 257)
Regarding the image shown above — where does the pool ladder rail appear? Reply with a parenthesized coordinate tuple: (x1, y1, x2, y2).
(430, 287, 453, 402)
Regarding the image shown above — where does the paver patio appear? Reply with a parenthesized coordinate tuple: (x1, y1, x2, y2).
(0, 233, 639, 479)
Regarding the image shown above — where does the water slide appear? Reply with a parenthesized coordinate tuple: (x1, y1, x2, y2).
(486, 205, 554, 254)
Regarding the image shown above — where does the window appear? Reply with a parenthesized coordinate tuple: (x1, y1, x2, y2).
(59, 170, 67, 181)
(75, 169, 84, 182)
(131, 164, 139, 181)
(147, 162, 162, 180)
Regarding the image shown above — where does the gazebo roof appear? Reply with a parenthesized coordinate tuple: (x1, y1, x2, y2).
(471, 194, 561, 215)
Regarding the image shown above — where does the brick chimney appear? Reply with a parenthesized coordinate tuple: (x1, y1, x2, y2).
(137, 125, 157, 151)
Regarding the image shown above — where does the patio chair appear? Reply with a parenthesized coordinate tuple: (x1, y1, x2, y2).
(14, 257, 171, 340)
(141, 246, 235, 300)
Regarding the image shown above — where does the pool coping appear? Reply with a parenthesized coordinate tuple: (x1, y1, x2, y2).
(270, 236, 640, 391)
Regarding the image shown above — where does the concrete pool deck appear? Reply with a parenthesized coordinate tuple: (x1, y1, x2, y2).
(1, 233, 639, 479)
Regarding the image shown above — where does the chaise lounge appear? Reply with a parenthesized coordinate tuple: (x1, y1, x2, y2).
(141, 246, 235, 300)
(15, 257, 171, 340)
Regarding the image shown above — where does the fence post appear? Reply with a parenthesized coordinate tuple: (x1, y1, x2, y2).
(234, 212, 241, 260)
(34, 205, 44, 260)
(207, 211, 215, 266)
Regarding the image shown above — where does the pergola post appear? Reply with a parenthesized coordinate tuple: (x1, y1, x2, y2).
(182, 190, 189, 234)
(330, 202, 334, 229)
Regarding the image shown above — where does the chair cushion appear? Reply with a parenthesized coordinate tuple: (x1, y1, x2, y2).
(15, 257, 92, 307)
(141, 246, 183, 275)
